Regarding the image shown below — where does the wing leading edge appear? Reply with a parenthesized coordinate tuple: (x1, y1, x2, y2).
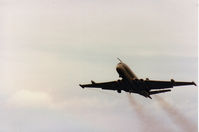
(79, 80, 123, 91)
(145, 79, 196, 90)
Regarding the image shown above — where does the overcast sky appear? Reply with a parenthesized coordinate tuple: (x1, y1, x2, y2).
(0, 0, 197, 132)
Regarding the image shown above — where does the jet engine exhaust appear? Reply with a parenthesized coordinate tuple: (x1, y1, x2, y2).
(154, 95, 197, 132)
(127, 94, 171, 132)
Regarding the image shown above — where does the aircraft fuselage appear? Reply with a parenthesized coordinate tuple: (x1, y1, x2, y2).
(116, 62, 151, 98)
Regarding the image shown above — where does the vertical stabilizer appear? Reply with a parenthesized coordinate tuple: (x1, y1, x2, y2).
(117, 58, 123, 63)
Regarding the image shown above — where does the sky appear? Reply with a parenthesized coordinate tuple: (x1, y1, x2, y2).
(0, 0, 198, 132)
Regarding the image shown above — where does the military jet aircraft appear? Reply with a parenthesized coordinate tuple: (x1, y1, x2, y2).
(79, 58, 196, 99)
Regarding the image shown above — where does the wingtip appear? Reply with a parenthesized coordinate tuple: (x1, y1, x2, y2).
(79, 84, 84, 88)
(192, 82, 197, 86)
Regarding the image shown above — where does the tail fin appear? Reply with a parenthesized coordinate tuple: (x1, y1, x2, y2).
(117, 58, 123, 63)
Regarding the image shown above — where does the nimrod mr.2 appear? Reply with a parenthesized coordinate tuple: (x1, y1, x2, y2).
(79, 59, 196, 99)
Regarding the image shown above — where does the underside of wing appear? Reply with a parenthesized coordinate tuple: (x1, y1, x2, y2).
(79, 80, 124, 91)
(145, 79, 196, 90)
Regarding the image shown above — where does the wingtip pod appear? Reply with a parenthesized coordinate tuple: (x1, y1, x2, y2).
(91, 80, 96, 84)
(171, 79, 175, 82)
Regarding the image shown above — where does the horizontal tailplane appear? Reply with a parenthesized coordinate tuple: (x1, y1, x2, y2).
(149, 89, 171, 95)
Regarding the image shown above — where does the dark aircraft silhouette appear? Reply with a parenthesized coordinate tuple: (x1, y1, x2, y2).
(79, 58, 196, 99)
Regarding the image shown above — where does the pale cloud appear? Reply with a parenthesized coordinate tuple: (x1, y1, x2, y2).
(1, 0, 197, 58)
(7, 89, 53, 108)
(5, 89, 107, 111)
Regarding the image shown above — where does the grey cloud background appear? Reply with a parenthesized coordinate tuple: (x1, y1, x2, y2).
(0, 0, 197, 131)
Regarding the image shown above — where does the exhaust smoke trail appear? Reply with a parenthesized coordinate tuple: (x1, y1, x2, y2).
(155, 95, 197, 132)
(127, 94, 171, 132)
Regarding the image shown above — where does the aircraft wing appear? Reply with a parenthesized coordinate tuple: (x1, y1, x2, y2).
(145, 79, 196, 90)
(79, 80, 122, 91)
